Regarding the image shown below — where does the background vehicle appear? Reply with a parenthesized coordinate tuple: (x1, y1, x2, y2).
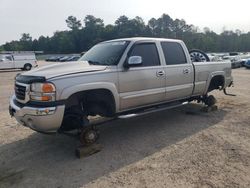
(9, 37, 233, 144)
(67, 55, 81, 61)
(59, 56, 70, 62)
(222, 55, 242, 68)
(0, 52, 37, 70)
(45, 56, 60, 62)
(245, 59, 250, 68)
(46, 55, 81, 62)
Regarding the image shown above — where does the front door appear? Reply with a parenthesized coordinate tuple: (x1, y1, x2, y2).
(118, 43, 166, 110)
(0, 55, 14, 69)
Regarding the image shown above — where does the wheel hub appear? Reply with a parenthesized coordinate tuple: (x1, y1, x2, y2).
(80, 127, 99, 145)
(86, 131, 96, 141)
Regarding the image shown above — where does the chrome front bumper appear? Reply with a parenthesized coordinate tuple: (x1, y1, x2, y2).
(9, 95, 65, 133)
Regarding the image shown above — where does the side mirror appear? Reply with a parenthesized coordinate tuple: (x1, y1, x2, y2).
(124, 56, 142, 69)
(128, 56, 142, 65)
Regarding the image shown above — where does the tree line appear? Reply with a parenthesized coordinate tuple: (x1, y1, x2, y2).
(1, 14, 250, 53)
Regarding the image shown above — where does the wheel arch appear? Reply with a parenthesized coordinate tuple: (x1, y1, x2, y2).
(60, 82, 119, 114)
(205, 72, 225, 93)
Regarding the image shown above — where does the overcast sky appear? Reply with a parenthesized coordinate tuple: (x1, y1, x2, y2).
(0, 0, 250, 45)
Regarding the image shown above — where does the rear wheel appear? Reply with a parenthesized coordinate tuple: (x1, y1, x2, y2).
(23, 63, 32, 71)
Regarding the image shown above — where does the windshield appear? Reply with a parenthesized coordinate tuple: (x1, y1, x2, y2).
(79, 41, 129, 65)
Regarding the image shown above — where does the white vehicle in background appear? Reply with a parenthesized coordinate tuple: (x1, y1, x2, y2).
(207, 54, 223, 62)
(222, 54, 243, 69)
(0, 52, 38, 71)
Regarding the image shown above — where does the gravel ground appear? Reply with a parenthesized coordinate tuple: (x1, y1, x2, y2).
(0, 62, 250, 188)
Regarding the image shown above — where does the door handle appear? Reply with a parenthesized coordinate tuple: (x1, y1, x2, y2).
(156, 70, 165, 77)
(183, 68, 190, 74)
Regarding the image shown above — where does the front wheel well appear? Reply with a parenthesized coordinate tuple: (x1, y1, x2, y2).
(208, 75, 225, 92)
(65, 89, 116, 117)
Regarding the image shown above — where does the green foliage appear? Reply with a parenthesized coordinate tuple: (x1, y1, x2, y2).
(1, 14, 250, 53)
(0, 46, 4, 51)
(66, 16, 82, 30)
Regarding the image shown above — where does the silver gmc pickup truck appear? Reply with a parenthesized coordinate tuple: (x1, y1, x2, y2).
(9, 37, 233, 144)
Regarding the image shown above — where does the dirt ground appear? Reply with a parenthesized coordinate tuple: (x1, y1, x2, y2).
(0, 62, 250, 188)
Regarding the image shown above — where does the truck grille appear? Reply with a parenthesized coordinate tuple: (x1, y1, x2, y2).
(15, 84, 26, 100)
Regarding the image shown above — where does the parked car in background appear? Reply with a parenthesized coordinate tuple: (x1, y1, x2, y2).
(59, 56, 71, 62)
(0, 52, 37, 70)
(231, 56, 243, 68)
(59, 55, 81, 62)
(45, 56, 64, 62)
(223, 55, 242, 68)
(245, 59, 250, 68)
(239, 54, 250, 67)
(207, 54, 223, 62)
(67, 55, 81, 61)
(46, 55, 81, 62)
(229, 52, 239, 56)
(46, 56, 59, 62)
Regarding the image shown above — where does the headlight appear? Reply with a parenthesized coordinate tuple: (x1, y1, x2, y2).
(30, 83, 56, 102)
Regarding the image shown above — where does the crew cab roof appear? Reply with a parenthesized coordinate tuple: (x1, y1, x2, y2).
(104, 37, 183, 43)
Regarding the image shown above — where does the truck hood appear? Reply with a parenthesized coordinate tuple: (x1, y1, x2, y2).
(22, 61, 107, 79)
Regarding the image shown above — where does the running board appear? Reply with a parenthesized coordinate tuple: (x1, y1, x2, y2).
(118, 101, 189, 119)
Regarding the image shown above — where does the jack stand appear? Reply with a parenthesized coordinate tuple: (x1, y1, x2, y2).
(75, 125, 102, 158)
(75, 143, 103, 158)
(201, 105, 218, 113)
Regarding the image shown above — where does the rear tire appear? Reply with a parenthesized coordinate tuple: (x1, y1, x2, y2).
(23, 63, 32, 71)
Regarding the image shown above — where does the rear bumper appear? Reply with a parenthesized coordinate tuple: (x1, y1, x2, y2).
(9, 95, 65, 133)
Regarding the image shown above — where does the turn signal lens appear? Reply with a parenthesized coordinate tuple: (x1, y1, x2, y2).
(31, 83, 55, 93)
(42, 83, 55, 93)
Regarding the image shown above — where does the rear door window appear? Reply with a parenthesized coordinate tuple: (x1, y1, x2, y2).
(161, 42, 187, 65)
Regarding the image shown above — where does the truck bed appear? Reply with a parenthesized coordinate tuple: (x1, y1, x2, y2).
(193, 61, 232, 96)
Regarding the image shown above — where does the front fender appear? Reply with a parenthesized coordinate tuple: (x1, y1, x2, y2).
(60, 82, 119, 112)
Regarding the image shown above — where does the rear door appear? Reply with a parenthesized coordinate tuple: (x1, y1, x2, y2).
(118, 42, 166, 110)
(160, 41, 194, 100)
